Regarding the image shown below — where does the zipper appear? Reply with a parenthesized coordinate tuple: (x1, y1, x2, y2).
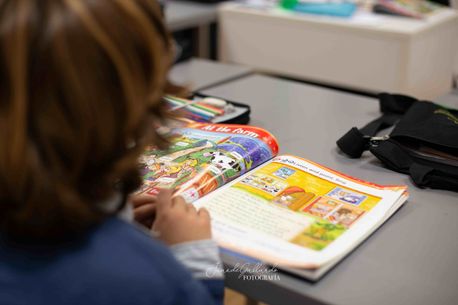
(368, 135, 390, 147)
(370, 137, 458, 168)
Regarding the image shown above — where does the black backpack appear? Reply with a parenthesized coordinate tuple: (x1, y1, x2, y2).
(337, 93, 458, 192)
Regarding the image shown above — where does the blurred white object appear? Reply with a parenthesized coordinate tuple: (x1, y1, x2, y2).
(219, 3, 458, 99)
(201, 97, 227, 108)
(243, 0, 277, 8)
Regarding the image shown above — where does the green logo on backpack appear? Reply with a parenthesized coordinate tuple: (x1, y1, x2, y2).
(435, 109, 458, 125)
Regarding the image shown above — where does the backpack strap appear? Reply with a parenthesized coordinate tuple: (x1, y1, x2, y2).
(336, 93, 417, 158)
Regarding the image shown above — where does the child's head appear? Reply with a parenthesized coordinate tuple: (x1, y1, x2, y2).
(0, 0, 175, 241)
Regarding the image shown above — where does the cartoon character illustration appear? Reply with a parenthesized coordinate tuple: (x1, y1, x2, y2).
(142, 160, 175, 182)
(273, 167, 296, 179)
(137, 126, 276, 199)
(178, 170, 220, 200)
(327, 187, 367, 205)
(169, 159, 199, 186)
(272, 186, 315, 211)
(262, 184, 281, 194)
(204, 151, 242, 172)
(260, 176, 274, 184)
(217, 136, 272, 171)
(302, 197, 339, 218)
(290, 221, 346, 251)
(239, 173, 287, 195)
(165, 140, 213, 160)
(327, 206, 364, 227)
(140, 156, 199, 189)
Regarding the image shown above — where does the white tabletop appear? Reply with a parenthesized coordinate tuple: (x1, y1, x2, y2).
(199, 74, 458, 305)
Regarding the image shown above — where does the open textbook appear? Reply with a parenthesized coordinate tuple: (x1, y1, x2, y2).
(138, 123, 408, 274)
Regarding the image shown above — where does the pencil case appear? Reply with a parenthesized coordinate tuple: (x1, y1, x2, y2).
(191, 93, 251, 125)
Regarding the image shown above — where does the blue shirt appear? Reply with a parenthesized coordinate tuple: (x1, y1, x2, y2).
(0, 217, 224, 305)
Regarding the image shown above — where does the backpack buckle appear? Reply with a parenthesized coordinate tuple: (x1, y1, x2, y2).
(369, 135, 390, 146)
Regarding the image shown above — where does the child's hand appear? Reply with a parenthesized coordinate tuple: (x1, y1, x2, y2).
(130, 194, 157, 229)
(153, 189, 211, 245)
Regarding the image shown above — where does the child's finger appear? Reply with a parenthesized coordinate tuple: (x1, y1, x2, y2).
(186, 203, 198, 215)
(156, 189, 174, 212)
(130, 194, 156, 208)
(133, 203, 156, 221)
(197, 207, 211, 220)
(171, 195, 187, 211)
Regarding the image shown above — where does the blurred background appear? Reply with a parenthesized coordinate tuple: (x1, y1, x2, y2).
(164, 0, 458, 99)
(162, 1, 457, 304)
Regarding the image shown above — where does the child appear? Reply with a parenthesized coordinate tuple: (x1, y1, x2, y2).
(0, 0, 223, 304)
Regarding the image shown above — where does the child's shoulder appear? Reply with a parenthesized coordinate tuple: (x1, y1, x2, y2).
(74, 218, 200, 303)
(75, 217, 194, 286)
(0, 217, 207, 305)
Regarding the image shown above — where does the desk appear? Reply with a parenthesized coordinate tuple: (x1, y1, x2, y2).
(199, 74, 458, 305)
(219, 3, 458, 99)
(165, 0, 219, 58)
(169, 58, 253, 91)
